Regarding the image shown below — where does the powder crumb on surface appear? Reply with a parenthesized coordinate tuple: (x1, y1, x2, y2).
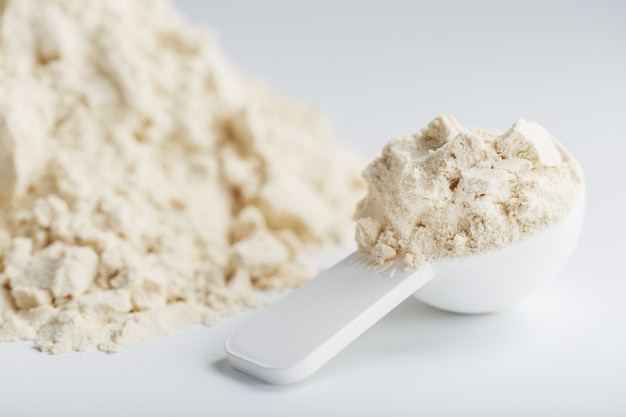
(354, 116, 583, 269)
(0, 0, 364, 353)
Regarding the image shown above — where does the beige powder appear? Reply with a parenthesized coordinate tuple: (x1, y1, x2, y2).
(354, 116, 583, 269)
(0, 0, 364, 353)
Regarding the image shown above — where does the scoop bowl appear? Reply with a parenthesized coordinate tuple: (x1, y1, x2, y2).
(415, 192, 585, 313)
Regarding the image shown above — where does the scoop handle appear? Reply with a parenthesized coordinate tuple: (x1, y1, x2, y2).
(225, 252, 434, 384)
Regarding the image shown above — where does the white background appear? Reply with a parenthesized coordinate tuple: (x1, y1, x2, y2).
(1, 1, 625, 416)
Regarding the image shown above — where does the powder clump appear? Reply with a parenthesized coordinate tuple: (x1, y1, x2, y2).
(0, 0, 364, 353)
(354, 115, 583, 269)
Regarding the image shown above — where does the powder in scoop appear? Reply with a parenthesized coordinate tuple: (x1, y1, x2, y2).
(0, 0, 364, 353)
(354, 116, 583, 269)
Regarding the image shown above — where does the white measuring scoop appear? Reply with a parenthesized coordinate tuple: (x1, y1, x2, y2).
(225, 195, 584, 384)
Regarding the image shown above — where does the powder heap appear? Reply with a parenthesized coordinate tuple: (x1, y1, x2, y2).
(354, 116, 583, 269)
(0, 0, 364, 353)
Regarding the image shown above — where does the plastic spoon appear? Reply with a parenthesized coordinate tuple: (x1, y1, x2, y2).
(225, 194, 584, 384)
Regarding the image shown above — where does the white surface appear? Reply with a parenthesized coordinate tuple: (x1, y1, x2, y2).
(226, 253, 434, 384)
(1, 1, 625, 416)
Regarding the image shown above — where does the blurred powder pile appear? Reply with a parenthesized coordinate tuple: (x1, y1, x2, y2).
(0, 0, 364, 353)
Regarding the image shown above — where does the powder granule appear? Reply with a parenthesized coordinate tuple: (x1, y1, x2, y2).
(354, 116, 583, 269)
(0, 0, 364, 353)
